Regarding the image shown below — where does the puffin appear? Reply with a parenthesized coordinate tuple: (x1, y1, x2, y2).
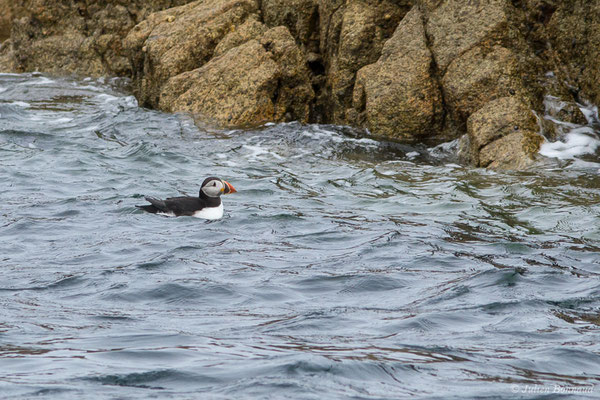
(136, 177, 236, 219)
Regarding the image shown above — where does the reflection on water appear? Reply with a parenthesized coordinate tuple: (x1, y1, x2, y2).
(0, 73, 599, 399)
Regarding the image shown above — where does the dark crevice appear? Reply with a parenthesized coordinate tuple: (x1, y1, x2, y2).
(519, 1, 558, 56)
(317, 4, 344, 123)
(261, 39, 274, 53)
(271, 78, 282, 107)
(418, 6, 448, 136)
(255, 0, 264, 23)
(538, 3, 557, 24)
(308, 59, 325, 76)
(354, 85, 366, 116)
(283, 12, 296, 39)
(306, 5, 320, 54)
(74, 1, 90, 35)
(305, 5, 325, 124)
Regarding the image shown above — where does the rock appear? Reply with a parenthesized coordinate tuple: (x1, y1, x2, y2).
(213, 16, 267, 57)
(324, 0, 411, 123)
(545, 0, 600, 106)
(543, 95, 587, 125)
(479, 132, 538, 170)
(82, 3, 138, 75)
(467, 96, 543, 169)
(158, 27, 314, 128)
(442, 45, 522, 129)
(0, 0, 13, 43)
(423, 0, 560, 166)
(13, 28, 100, 74)
(350, 7, 443, 140)
(539, 94, 588, 141)
(261, 0, 318, 50)
(0, 39, 16, 72)
(419, 0, 443, 14)
(426, 0, 510, 72)
(2, 0, 598, 170)
(7, 0, 197, 76)
(10, 0, 89, 73)
(124, 0, 260, 108)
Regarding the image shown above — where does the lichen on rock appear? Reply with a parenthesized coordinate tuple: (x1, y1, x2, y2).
(442, 45, 522, 130)
(158, 26, 314, 128)
(322, 0, 411, 124)
(426, 0, 510, 73)
(261, 0, 319, 49)
(544, 0, 600, 107)
(213, 16, 267, 57)
(466, 96, 543, 169)
(3, 0, 197, 76)
(0, 0, 13, 43)
(1, 0, 599, 170)
(124, 0, 260, 108)
(349, 6, 443, 141)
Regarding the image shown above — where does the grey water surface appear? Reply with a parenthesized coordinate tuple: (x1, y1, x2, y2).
(1, 73, 599, 399)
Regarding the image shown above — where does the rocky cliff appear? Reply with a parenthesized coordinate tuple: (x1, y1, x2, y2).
(0, 0, 598, 169)
(0, 0, 194, 76)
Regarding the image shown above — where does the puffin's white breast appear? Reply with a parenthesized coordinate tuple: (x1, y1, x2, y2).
(192, 203, 223, 220)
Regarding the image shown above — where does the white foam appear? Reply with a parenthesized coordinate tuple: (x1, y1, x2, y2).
(10, 101, 30, 108)
(540, 96, 600, 161)
(122, 96, 138, 108)
(95, 93, 138, 111)
(20, 76, 54, 86)
(243, 144, 284, 160)
(157, 211, 176, 217)
(0, 87, 7, 93)
(580, 103, 599, 125)
(300, 128, 334, 141)
(302, 127, 379, 147)
(96, 93, 119, 103)
(539, 127, 600, 159)
(74, 84, 104, 92)
(48, 117, 73, 124)
(543, 95, 599, 126)
(544, 95, 568, 115)
(83, 125, 100, 132)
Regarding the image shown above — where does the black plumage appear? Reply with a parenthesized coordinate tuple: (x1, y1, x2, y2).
(136, 177, 236, 217)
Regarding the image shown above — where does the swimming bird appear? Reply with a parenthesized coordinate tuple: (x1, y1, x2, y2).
(136, 177, 236, 219)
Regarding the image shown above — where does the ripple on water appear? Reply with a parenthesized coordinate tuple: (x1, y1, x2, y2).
(83, 369, 207, 390)
(1, 73, 600, 399)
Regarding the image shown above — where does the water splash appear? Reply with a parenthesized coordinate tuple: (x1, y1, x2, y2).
(540, 96, 600, 161)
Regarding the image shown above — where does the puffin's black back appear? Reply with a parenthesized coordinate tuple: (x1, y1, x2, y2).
(137, 177, 224, 216)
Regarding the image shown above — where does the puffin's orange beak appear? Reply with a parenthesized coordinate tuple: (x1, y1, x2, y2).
(223, 180, 237, 194)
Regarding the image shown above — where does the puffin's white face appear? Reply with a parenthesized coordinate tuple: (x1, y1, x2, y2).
(201, 179, 225, 197)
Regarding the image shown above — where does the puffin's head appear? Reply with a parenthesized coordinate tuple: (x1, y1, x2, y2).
(200, 177, 237, 198)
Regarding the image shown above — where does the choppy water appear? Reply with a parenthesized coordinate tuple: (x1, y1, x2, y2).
(1, 73, 600, 399)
